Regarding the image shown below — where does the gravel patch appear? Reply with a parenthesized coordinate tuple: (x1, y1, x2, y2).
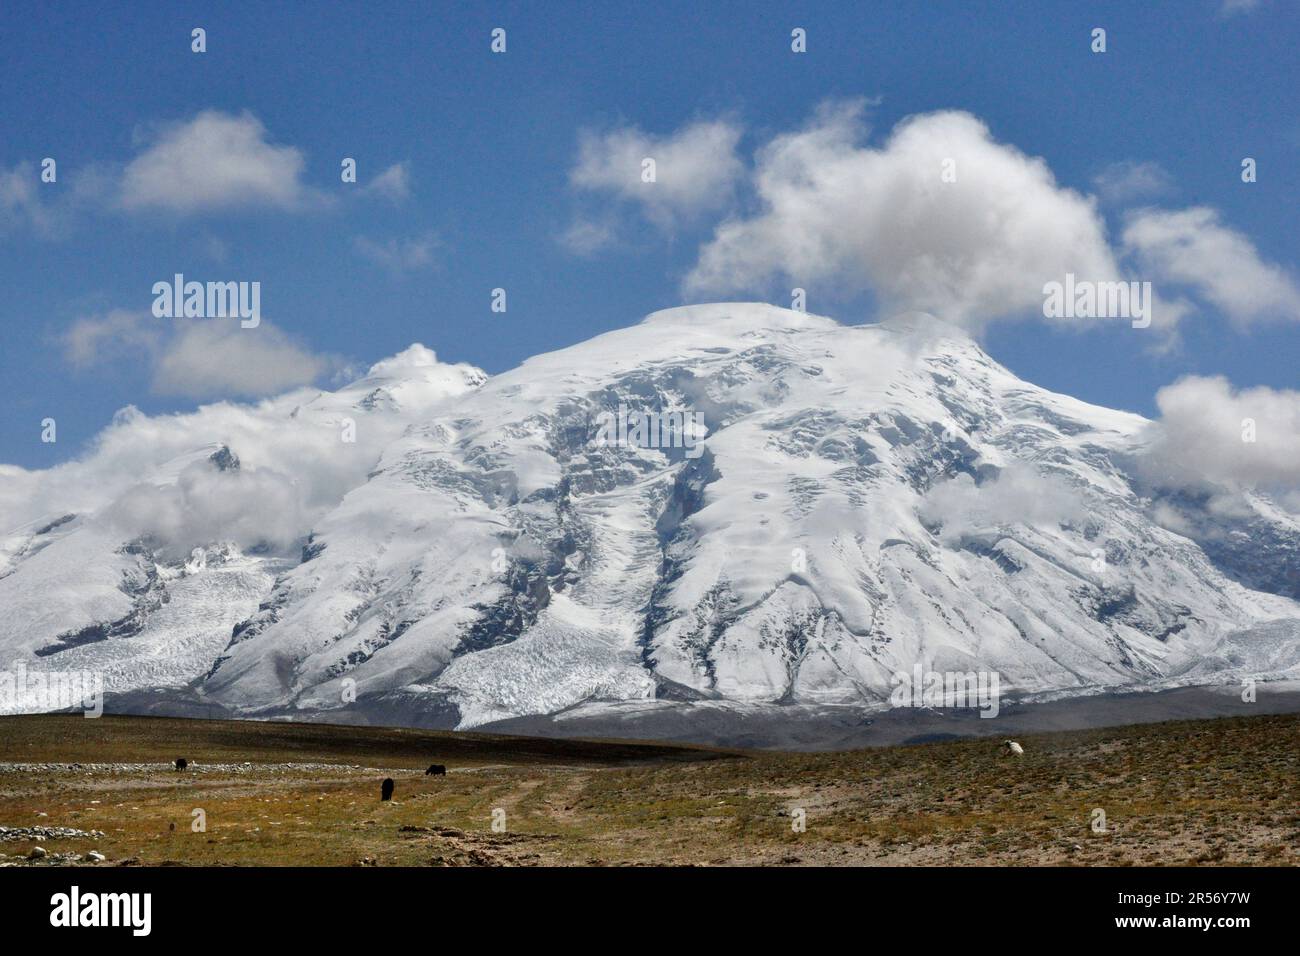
(0, 762, 390, 775)
(0, 825, 105, 841)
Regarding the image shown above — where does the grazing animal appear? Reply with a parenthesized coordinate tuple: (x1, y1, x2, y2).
(381, 778, 395, 801)
(1004, 740, 1024, 757)
(174, 757, 188, 771)
(425, 764, 446, 776)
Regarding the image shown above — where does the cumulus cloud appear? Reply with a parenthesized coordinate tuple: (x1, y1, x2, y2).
(62, 309, 160, 367)
(919, 465, 1086, 544)
(6, 112, 392, 233)
(570, 118, 743, 228)
(672, 101, 1291, 337)
(1137, 375, 1300, 497)
(353, 232, 438, 273)
(1122, 207, 1300, 327)
(120, 111, 316, 213)
(2, 114, 314, 233)
(1092, 160, 1174, 204)
(153, 321, 332, 399)
(61, 311, 333, 399)
(684, 102, 1121, 329)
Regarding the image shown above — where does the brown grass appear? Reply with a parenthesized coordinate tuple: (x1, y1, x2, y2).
(0, 712, 1295, 866)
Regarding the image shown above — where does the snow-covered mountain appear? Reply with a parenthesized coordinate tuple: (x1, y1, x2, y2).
(4, 304, 1299, 727)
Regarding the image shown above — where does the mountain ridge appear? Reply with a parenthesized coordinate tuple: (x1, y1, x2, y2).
(3, 303, 1298, 731)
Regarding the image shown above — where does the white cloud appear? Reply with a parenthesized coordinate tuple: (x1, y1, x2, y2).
(153, 321, 332, 399)
(362, 162, 411, 202)
(1122, 207, 1300, 327)
(4, 346, 484, 556)
(353, 233, 438, 273)
(0, 403, 351, 559)
(3, 114, 313, 234)
(671, 101, 1289, 337)
(102, 456, 308, 554)
(684, 102, 1121, 329)
(570, 118, 743, 228)
(120, 111, 316, 213)
(0, 401, 336, 556)
(1092, 160, 1174, 204)
(62, 308, 161, 368)
(919, 464, 1086, 544)
(1138, 375, 1300, 496)
(61, 311, 333, 399)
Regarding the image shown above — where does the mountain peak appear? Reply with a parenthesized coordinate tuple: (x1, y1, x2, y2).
(209, 445, 240, 472)
(363, 343, 445, 378)
(639, 302, 840, 333)
(343, 343, 487, 411)
(874, 310, 972, 340)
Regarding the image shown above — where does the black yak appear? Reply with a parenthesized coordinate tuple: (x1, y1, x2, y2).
(174, 758, 188, 771)
(381, 778, 395, 801)
(424, 764, 446, 776)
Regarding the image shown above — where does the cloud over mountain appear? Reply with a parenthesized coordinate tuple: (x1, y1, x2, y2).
(1139, 375, 1300, 496)
(61, 311, 335, 400)
(2, 344, 485, 551)
(684, 103, 1121, 327)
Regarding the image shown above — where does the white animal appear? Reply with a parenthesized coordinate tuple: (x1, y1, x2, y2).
(1005, 740, 1024, 756)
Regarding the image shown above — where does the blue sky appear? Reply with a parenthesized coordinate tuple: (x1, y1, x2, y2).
(2, 0, 1297, 468)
